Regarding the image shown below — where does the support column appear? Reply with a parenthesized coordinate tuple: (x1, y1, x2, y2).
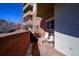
(32, 3, 37, 33)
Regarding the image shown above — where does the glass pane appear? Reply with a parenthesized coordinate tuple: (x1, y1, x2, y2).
(51, 20, 54, 29)
(47, 22, 50, 29)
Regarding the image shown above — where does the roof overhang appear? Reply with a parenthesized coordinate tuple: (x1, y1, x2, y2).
(37, 3, 54, 19)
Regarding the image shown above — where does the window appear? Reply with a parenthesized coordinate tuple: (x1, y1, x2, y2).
(46, 20, 54, 33)
(51, 20, 54, 29)
(47, 22, 50, 29)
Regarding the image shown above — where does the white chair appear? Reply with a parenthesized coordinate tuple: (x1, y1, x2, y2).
(44, 32, 49, 40)
(46, 35, 54, 42)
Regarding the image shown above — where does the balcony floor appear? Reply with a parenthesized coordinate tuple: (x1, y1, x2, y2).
(32, 40, 65, 56)
(38, 43, 64, 56)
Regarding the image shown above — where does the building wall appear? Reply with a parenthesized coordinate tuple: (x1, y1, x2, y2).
(54, 4, 79, 55)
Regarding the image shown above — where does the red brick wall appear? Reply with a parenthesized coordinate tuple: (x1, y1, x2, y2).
(0, 31, 30, 56)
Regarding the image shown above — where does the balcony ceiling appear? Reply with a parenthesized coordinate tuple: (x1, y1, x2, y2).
(37, 3, 54, 19)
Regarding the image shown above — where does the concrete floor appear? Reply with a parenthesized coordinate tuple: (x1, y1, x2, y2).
(37, 40, 64, 56)
(26, 43, 33, 56)
(38, 44, 64, 56)
(26, 41, 65, 56)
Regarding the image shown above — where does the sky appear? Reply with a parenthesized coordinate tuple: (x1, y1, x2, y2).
(0, 3, 23, 24)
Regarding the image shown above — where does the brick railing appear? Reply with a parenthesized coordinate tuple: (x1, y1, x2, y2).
(0, 31, 30, 56)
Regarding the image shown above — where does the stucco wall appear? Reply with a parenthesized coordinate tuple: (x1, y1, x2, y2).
(54, 4, 79, 56)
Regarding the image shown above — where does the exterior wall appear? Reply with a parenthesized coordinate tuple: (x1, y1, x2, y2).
(40, 19, 46, 31)
(54, 4, 79, 55)
(0, 31, 30, 56)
